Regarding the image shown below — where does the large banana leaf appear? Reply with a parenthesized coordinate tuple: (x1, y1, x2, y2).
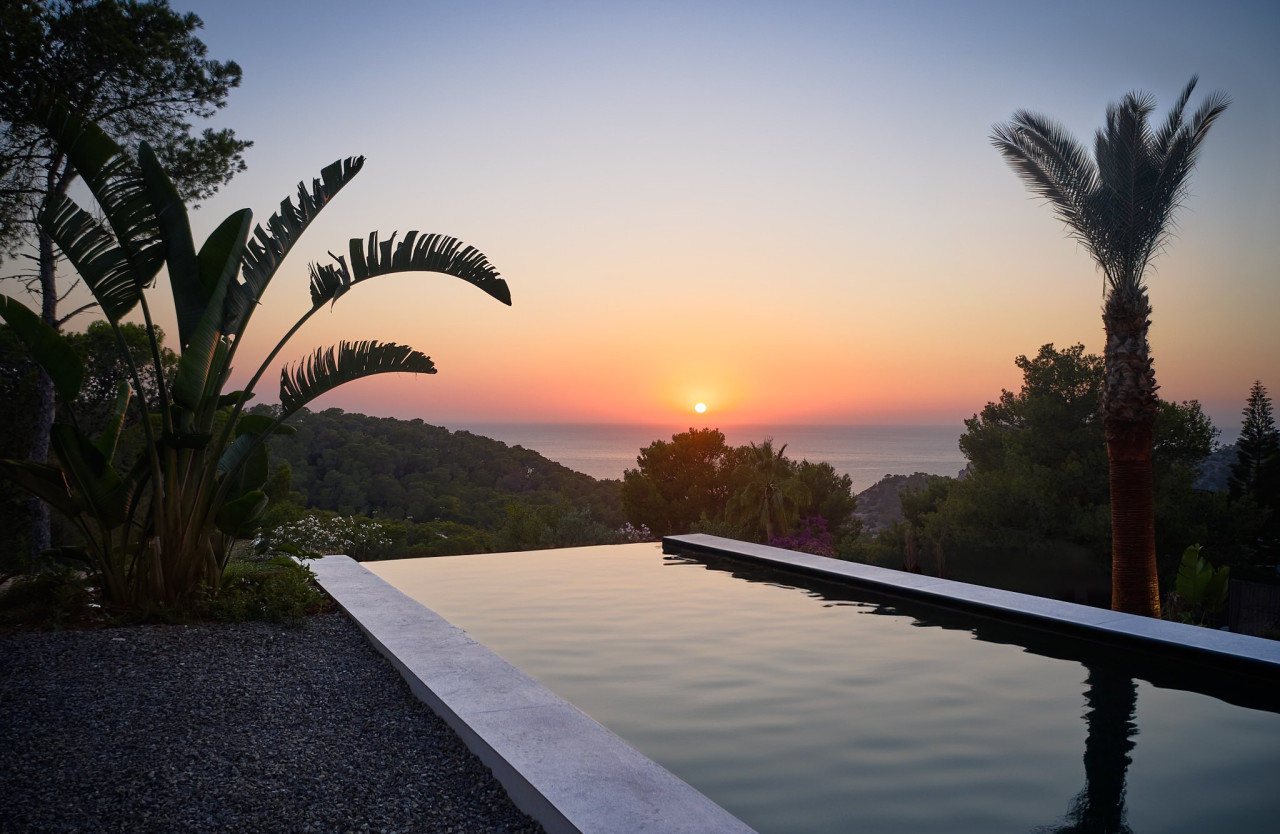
(217, 433, 269, 488)
(93, 380, 132, 461)
(50, 424, 129, 529)
(279, 340, 436, 419)
(195, 207, 253, 336)
(0, 459, 79, 517)
(32, 96, 165, 285)
(309, 232, 510, 309)
(0, 294, 83, 402)
(37, 196, 147, 322)
(139, 142, 201, 348)
(233, 413, 294, 437)
(226, 157, 366, 333)
(169, 210, 252, 411)
(215, 489, 268, 537)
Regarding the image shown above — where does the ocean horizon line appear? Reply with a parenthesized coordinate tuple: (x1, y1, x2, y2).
(433, 423, 970, 490)
(450, 420, 966, 429)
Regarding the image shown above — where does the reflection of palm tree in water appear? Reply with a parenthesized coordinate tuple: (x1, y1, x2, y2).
(1041, 666, 1138, 834)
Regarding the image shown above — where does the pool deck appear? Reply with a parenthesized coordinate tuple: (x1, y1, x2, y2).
(309, 554, 758, 834)
(663, 533, 1280, 673)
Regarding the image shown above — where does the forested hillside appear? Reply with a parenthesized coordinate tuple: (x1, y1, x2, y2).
(264, 407, 623, 527)
(254, 407, 626, 558)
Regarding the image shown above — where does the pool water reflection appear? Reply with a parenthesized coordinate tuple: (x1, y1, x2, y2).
(369, 543, 1280, 834)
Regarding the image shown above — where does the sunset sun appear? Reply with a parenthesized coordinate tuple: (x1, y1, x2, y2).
(694, 402, 707, 414)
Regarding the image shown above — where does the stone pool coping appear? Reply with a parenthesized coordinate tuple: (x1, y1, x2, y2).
(308, 554, 757, 834)
(663, 533, 1280, 673)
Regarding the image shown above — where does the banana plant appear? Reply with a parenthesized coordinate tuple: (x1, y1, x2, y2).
(1172, 544, 1230, 625)
(0, 98, 510, 609)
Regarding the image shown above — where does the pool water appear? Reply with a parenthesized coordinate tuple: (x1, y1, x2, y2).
(369, 543, 1280, 834)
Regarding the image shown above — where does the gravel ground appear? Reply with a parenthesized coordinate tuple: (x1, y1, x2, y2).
(0, 613, 546, 834)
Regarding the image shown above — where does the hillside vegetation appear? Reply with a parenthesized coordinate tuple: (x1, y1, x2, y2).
(255, 407, 626, 559)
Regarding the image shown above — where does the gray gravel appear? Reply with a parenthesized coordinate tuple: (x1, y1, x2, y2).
(0, 613, 546, 834)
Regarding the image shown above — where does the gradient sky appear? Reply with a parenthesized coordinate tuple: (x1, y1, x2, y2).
(42, 0, 1280, 428)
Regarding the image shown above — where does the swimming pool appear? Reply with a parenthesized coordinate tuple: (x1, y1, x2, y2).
(368, 542, 1280, 833)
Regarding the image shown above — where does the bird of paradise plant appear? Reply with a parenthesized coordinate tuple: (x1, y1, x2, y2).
(0, 99, 510, 610)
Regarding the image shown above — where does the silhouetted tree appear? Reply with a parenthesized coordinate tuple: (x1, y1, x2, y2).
(1229, 381, 1279, 506)
(621, 428, 745, 537)
(795, 460, 860, 540)
(993, 77, 1229, 616)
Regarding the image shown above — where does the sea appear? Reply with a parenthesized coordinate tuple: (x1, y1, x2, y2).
(452, 423, 967, 493)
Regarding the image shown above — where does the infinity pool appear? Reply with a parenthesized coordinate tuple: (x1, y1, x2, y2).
(369, 543, 1280, 833)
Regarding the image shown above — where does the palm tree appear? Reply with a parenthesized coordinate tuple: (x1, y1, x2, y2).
(991, 77, 1229, 617)
(728, 439, 809, 542)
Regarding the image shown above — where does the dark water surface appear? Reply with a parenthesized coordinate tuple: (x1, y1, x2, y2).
(371, 544, 1280, 833)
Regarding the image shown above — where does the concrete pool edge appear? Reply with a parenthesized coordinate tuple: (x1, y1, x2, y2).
(663, 533, 1280, 673)
(308, 554, 758, 834)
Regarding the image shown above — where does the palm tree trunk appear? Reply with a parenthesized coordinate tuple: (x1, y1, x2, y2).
(1102, 294, 1161, 617)
(1105, 422, 1160, 616)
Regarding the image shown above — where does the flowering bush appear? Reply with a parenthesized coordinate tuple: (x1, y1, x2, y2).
(618, 522, 653, 542)
(769, 516, 835, 558)
(260, 513, 392, 561)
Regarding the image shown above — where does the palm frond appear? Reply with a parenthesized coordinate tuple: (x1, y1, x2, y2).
(994, 80, 1228, 300)
(1185, 88, 1232, 158)
(1154, 76, 1198, 155)
(991, 111, 1099, 249)
(309, 232, 511, 309)
(279, 340, 436, 420)
(227, 157, 366, 332)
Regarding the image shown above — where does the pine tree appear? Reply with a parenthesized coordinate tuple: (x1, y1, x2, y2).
(1229, 381, 1279, 505)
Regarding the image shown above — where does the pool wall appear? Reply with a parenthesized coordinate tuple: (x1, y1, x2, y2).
(312, 536, 1280, 834)
(663, 533, 1280, 676)
(308, 554, 757, 834)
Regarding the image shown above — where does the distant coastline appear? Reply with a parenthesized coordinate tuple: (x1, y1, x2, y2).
(449, 423, 967, 492)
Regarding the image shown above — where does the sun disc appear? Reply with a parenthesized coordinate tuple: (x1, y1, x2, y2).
(694, 402, 707, 414)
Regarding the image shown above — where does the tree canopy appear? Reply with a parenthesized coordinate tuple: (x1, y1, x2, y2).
(621, 428, 746, 537)
(1, 0, 249, 263)
(868, 344, 1234, 602)
(621, 428, 859, 548)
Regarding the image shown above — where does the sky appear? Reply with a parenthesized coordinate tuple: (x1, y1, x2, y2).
(36, 0, 1280, 428)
